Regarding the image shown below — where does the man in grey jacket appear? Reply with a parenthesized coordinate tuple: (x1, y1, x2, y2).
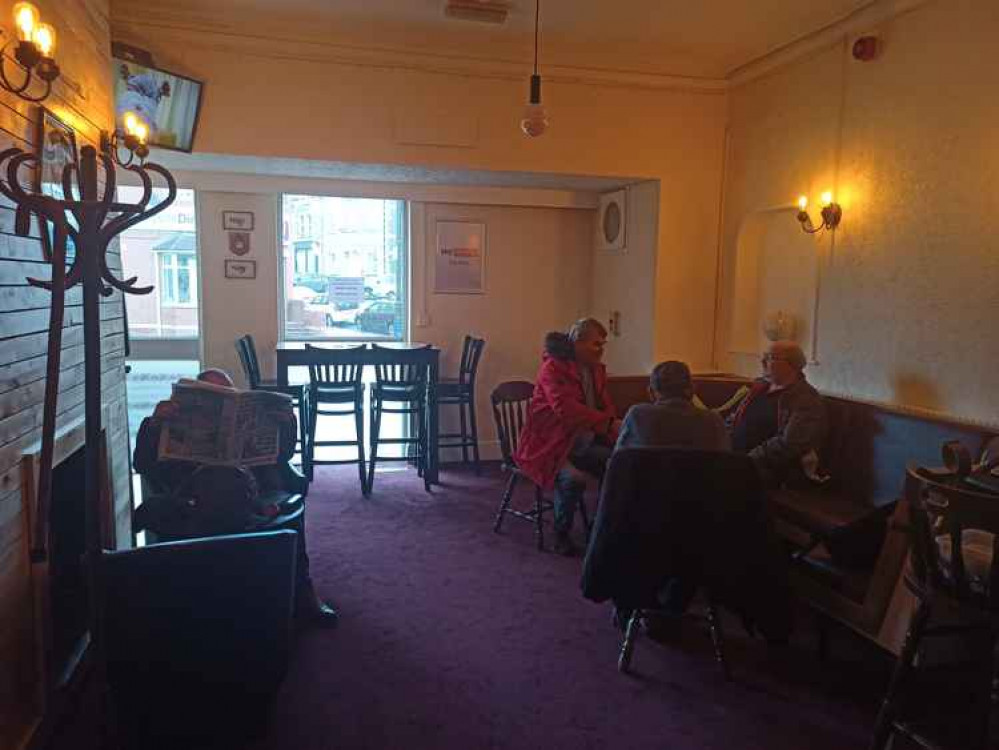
(730, 341, 827, 488)
(612, 360, 729, 636)
(616, 361, 730, 452)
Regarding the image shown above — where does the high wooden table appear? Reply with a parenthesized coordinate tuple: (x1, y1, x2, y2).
(275, 342, 441, 485)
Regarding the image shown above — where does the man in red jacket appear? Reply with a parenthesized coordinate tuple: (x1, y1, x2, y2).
(514, 319, 621, 556)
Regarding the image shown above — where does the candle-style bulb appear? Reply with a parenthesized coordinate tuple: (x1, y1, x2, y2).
(797, 195, 808, 211)
(33, 22, 55, 57)
(821, 191, 834, 207)
(12, 3, 38, 43)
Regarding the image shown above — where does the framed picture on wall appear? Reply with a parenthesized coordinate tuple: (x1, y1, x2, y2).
(34, 107, 78, 263)
(434, 220, 486, 294)
(222, 211, 254, 230)
(224, 259, 256, 279)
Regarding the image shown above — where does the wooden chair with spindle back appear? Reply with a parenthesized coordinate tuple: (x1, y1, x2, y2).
(870, 464, 999, 750)
(368, 344, 433, 493)
(437, 335, 486, 473)
(305, 344, 367, 493)
(490, 380, 589, 551)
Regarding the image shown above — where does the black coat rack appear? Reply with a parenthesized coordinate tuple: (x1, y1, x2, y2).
(0, 142, 175, 742)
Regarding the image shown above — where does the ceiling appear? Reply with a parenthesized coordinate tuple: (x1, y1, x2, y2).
(112, 0, 875, 80)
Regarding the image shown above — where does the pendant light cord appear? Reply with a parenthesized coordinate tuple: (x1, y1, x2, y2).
(533, 0, 540, 74)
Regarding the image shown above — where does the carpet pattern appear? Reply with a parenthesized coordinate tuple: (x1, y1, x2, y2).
(253, 464, 886, 750)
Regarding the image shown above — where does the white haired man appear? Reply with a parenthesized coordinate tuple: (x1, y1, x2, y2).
(730, 341, 826, 488)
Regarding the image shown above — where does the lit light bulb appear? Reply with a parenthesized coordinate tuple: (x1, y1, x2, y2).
(520, 102, 549, 138)
(123, 111, 138, 134)
(13, 2, 38, 43)
(821, 191, 834, 207)
(33, 22, 55, 57)
(134, 122, 148, 144)
(797, 195, 808, 211)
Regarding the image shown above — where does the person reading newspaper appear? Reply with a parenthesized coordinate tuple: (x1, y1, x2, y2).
(133, 368, 338, 628)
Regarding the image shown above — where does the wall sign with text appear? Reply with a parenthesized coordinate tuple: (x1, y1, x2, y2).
(434, 220, 486, 295)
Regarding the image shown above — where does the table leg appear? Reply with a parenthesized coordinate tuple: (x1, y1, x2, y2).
(277, 351, 289, 387)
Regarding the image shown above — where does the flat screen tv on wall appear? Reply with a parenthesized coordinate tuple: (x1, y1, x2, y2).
(111, 44, 204, 153)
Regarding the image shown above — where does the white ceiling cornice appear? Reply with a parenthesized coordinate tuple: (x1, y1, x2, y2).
(728, 0, 936, 86)
(110, 13, 729, 95)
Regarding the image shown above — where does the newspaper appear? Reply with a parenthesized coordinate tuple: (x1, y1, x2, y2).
(157, 378, 293, 466)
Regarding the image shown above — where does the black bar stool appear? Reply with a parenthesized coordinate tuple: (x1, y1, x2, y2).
(236, 334, 310, 477)
(368, 344, 431, 493)
(305, 343, 367, 494)
(437, 335, 485, 474)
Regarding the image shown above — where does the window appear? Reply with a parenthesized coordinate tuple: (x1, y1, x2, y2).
(280, 195, 407, 341)
(158, 252, 197, 306)
(118, 187, 200, 340)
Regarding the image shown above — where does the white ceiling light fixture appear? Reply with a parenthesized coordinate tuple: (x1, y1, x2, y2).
(444, 0, 510, 24)
(520, 0, 548, 138)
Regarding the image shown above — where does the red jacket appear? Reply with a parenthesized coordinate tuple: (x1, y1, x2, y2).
(513, 353, 617, 490)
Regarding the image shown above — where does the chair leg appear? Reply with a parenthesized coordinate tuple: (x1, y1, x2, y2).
(493, 472, 519, 533)
(467, 394, 481, 475)
(458, 399, 469, 464)
(416, 403, 425, 479)
(355, 400, 368, 496)
(618, 610, 641, 674)
(419, 401, 430, 492)
(534, 485, 545, 551)
(706, 600, 731, 681)
(869, 599, 931, 750)
(367, 398, 382, 493)
(970, 629, 996, 750)
(305, 397, 317, 482)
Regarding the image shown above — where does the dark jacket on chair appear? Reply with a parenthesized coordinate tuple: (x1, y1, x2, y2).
(581, 447, 792, 642)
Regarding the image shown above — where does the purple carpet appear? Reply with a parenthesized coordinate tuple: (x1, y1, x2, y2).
(253, 463, 886, 750)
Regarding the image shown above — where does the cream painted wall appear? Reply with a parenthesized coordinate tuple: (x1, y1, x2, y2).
(418, 203, 593, 460)
(591, 181, 659, 375)
(111, 23, 728, 371)
(197, 191, 281, 384)
(718, 0, 999, 427)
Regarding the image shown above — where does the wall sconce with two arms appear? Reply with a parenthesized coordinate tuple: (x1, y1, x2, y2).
(1, 2, 60, 102)
(795, 191, 842, 234)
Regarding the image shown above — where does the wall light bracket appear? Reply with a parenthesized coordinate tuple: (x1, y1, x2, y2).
(795, 194, 842, 234)
(1, 3, 60, 103)
(100, 111, 151, 168)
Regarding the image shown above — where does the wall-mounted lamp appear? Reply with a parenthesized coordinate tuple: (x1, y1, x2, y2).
(795, 191, 842, 234)
(101, 111, 150, 167)
(0, 2, 60, 102)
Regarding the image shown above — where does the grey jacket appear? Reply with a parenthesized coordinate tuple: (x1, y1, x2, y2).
(615, 398, 731, 453)
(742, 377, 827, 486)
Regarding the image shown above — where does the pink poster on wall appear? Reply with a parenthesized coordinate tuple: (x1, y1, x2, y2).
(434, 220, 486, 295)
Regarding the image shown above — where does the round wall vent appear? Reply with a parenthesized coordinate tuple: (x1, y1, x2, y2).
(596, 189, 627, 251)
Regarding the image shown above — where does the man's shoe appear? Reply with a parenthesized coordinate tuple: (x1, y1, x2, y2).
(298, 598, 339, 629)
(553, 532, 579, 557)
(309, 600, 340, 629)
(297, 583, 340, 629)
